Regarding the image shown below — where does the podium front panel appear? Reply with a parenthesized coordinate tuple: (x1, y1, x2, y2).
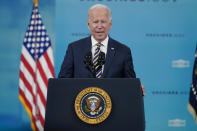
(44, 78, 145, 131)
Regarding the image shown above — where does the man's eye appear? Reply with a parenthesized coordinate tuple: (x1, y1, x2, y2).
(93, 21, 98, 23)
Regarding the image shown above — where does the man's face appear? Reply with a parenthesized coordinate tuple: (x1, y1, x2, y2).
(88, 8, 112, 42)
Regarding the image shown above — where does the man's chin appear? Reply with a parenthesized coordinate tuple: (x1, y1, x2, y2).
(95, 36, 106, 42)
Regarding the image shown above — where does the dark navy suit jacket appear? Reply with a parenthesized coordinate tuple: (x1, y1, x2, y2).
(58, 36, 136, 78)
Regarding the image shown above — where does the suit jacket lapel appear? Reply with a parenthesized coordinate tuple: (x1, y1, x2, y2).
(102, 38, 116, 78)
(84, 36, 92, 53)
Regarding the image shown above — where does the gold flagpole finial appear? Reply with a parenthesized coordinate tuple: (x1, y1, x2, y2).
(32, 0, 39, 7)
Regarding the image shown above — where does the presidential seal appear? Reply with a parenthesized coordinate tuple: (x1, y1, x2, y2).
(74, 87, 112, 124)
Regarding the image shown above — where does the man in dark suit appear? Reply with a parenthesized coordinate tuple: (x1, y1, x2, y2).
(58, 36, 136, 78)
(58, 4, 136, 79)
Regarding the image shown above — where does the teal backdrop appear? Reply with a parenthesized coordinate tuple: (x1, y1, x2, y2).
(0, 0, 197, 130)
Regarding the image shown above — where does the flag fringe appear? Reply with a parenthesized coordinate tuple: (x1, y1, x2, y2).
(187, 103, 197, 124)
(19, 95, 37, 131)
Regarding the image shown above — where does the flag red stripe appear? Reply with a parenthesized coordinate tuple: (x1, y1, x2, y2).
(20, 70, 36, 104)
(38, 109, 45, 127)
(21, 54, 36, 81)
(44, 52, 55, 77)
(19, 88, 39, 131)
(37, 61, 48, 88)
(20, 70, 40, 129)
(19, 88, 33, 114)
(36, 82, 46, 106)
(19, 80, 45, 128)
(20, 64, 45, 130)
(20, 85, 44, 129)
(35, 103, 45, 127)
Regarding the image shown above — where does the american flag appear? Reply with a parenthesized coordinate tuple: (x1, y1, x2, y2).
(19, 4, 55, 131)
(188, 45, 197, 124)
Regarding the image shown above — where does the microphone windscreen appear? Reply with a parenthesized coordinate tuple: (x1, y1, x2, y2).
(84, 52, 92, 65)
(98, 52, 105, 65)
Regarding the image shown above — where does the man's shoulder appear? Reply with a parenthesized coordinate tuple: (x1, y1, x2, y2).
(109, 37, 130, 50)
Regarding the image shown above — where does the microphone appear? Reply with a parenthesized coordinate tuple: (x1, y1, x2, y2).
(84, 52, 92, 66)
(84, 52, 96, 77)
(98, 52, 105, 66)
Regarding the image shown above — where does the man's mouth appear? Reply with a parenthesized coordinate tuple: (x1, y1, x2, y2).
(96, 32, 104, 34)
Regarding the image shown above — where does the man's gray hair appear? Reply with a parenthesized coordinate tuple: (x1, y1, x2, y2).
(88, 4, 112, 22)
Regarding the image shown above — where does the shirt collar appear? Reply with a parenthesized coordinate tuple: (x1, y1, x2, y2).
(91, 35, 109, 47)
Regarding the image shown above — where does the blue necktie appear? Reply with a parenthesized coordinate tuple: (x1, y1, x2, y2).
(93, 43, 102, 78)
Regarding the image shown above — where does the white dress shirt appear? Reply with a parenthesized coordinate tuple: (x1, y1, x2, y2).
(91, 35, 109, 73)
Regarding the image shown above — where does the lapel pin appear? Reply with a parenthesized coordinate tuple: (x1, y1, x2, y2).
(111, 47, 114, 50)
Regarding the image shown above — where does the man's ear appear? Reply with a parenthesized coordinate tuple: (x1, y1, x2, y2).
(87, 20, 90, 30)
(110, 20, 112, 29)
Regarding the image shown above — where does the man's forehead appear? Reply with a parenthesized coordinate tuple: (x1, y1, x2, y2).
(89, 10, 109, 19)
(90, 8, 109, 15)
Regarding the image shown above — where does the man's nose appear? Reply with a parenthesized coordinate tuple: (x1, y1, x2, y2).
(96, 22, 103, 28)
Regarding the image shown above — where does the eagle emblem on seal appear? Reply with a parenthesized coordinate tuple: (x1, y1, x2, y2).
(84, 96, 102, 115)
